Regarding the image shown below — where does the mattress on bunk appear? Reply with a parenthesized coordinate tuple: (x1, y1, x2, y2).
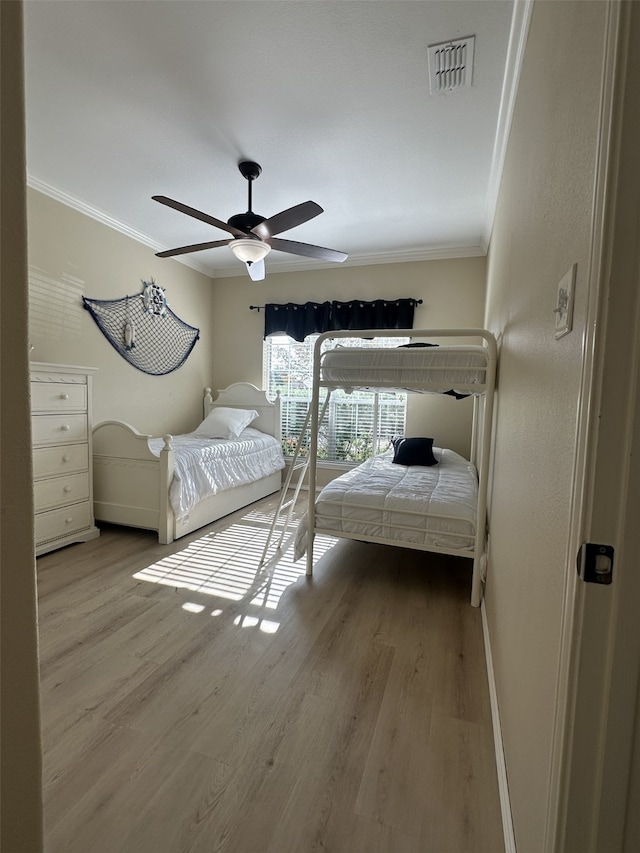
(148, 427, 284, 517)
(298, 447, 478, 555)
(320, 345, 488, 392)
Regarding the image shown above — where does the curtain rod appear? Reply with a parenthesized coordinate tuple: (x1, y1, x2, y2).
(250, 299, 423, 312)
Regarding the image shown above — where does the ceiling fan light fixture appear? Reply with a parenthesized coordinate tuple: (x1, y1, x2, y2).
(230, 238, 271, 265)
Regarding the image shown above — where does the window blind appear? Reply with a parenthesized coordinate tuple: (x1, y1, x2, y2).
(264, 334, 408, 463)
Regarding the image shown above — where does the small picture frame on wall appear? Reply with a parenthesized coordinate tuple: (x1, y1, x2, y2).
(554, 263, 577, 340)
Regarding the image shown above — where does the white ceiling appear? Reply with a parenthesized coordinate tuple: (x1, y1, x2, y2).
(23, 0, 518, 279)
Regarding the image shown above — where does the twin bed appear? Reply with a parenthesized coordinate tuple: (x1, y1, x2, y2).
(92, 328, 496, 606)
(92, 382, 284, 544)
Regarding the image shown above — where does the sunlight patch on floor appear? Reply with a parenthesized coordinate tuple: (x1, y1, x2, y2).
(133, 517, 336, 615)
(182, 602, 206, 613)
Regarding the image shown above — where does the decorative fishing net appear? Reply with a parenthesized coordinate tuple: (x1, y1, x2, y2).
(82, 280, 200, 375)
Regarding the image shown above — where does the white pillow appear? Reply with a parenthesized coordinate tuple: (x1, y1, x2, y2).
(194, 406, 258, 440)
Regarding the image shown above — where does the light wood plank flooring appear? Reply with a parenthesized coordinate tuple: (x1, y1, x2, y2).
(37, 496, 504, 853)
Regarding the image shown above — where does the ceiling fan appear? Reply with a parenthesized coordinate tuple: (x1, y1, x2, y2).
(153, 161, 348, 281)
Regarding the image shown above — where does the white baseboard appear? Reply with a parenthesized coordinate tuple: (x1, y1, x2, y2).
(482, 599, 517, 853)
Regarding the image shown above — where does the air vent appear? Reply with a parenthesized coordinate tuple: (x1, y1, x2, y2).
(428, 36, 475, 94)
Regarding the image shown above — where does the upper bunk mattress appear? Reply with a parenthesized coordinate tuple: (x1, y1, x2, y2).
(307, 447, 478, 553)
(320, 345, 489, 393)
(148, 427, 284, 518)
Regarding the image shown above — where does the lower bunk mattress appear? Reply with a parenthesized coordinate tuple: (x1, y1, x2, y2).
(296, 446, 478, 557)
(147, 427, 284, 519)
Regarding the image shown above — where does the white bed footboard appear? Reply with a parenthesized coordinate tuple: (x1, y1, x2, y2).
(93, 421, 175, 543)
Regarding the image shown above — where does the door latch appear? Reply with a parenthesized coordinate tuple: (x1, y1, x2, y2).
(577, 543, 614, 585)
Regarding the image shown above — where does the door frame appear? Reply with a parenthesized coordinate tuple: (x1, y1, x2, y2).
(546, 2, 640, 850)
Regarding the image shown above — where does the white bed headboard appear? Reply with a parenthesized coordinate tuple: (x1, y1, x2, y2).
(204, 382, 281, 440)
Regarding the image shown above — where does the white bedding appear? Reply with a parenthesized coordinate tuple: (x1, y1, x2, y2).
(148, 427, 284, 518)
(295, 446, 478, 557)
(320, 345, 488, 392)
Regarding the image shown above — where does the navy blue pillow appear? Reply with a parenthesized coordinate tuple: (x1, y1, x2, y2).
(392, 437, 438, 466)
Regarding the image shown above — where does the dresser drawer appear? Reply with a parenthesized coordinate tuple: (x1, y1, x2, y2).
(31, 381, 87, 413)
(35, 501, 92, 545)
(34, 472, 90, 513)
(33, 444, 89, 479)
(32, 413, 87, 446)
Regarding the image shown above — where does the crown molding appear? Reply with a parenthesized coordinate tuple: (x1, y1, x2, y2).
(213, 245, 486, 279)
(26, 174, 214, 277)
(28, 175, 159, 248)
(482, 0, 534, 251)
(210, 243, 486, 278)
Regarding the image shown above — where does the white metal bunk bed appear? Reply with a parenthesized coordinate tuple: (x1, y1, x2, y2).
(295, 328, 497, 607)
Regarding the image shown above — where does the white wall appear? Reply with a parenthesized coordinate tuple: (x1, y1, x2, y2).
(210, 257, 486, 457)
(483, 2, 608, 851)
(27, 190, 215, 435)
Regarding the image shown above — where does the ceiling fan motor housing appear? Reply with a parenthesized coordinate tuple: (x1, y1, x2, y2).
(227, 211, 266, 233)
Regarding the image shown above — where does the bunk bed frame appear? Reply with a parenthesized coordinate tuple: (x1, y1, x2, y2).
(303, 328, 498, 607)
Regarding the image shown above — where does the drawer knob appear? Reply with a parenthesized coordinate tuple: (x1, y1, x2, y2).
(61, 424, 70, 431)
(64, 486, 72, 493)
(62, 455, 71, 463)
(61, 393, 69, 400)
(65, 517, 73, 524)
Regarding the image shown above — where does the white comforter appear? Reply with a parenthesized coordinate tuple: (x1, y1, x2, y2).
(320, 345, 488, 392)
(295, 447, 478, 558)
(148, 427, 284, 518)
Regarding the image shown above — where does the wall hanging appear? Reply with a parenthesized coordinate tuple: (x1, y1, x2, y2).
(83, 279, 199, 375)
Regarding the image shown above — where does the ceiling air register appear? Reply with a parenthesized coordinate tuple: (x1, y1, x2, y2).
(428, 36, 475, 94)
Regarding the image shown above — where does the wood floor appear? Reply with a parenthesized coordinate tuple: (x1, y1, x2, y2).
(37, 495, 505, 853)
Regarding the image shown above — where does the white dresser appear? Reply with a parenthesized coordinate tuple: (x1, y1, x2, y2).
(31, 362, 100, 555)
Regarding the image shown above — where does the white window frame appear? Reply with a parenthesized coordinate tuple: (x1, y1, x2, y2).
(263, 333, 408, 464)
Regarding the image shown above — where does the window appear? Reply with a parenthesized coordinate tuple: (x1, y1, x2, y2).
(264, 334, 408, 463)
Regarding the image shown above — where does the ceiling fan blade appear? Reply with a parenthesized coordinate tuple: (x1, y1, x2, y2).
(268, 237, 348, 263)
(246, 259, 265, 281)
(252, 201, 323, 240)
(156, 239, 231, 258)
(152, 195, 246, 237)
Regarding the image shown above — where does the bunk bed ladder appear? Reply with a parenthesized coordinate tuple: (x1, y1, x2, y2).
(259, 394, 331, 567)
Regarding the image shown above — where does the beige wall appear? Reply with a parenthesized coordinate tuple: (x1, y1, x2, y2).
(210, 256, 486, 457)
(1, 2, 44, 849)
(483, 2, 607, 851)
(27, 190, 215, 435)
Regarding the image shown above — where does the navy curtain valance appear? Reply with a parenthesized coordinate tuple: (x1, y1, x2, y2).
(263, 298, 418, 342)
